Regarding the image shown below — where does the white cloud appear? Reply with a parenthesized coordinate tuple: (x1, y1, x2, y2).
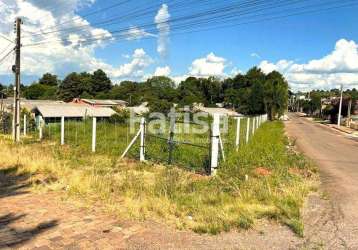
(189, 52, 226, 77)
(171, 75, 189, 84)
(155, 4, 170, 57)
(0, 0, 113, 76)
(168, 53, 232, 84)
(154, 66, 171, 76)
(123, 26, 155, 41)
(258, 39, 358, 91)
(250, 53, 261, 59)
(110, 48, 153, 80)
(0, 0, 157, 83)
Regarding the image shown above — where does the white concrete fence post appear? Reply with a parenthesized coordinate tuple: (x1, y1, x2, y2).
(139, 117, 146, 162)
(23, 114, 26, 136)
(61, 116, 65, 145)
(235, 117, 241, 151)
(210, 114, 220, 176)
(39, 116, 43, 140)
(92, 117, 97, 153)
(252, 116, 256, 135)
(246, 117, 250, 143)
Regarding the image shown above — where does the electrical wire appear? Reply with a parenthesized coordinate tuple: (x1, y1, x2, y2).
(0, 43, 14, 57)
(0, 34, 14, 44)
(23, 0, 306, 45)
(0, 48, 14, 66)
(24, 0, 188, 38)
(23, 0, 357, 49)
(33, 0, 132, 34)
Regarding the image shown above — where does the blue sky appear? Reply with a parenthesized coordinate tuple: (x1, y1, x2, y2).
(1, 0, 358, 90)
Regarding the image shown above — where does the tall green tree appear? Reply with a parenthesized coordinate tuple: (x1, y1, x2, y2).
(224, 88, 240, 108)
(146, 76, 175, 89)
(58, 72, 85, 102)
(24, 83, 57, 100)
(39, 73, 60, 86)
(91, 69, 112, 95)
(264, 71, 288, 120)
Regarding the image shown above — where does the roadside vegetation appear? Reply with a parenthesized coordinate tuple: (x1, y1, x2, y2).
(291, 88, 358, 124)
(0, 121, 317, 236)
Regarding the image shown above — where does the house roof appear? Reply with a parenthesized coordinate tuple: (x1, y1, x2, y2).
(1, 98, 65, 110)
(195, 107, 241, 117)
(33, 104, 116, 118)
(81, 99, 127, 105)
(22, 100, 65, 110)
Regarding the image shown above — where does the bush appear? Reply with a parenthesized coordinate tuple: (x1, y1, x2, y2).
(109, 109, 129, 124)
(0, 112, 12, 134)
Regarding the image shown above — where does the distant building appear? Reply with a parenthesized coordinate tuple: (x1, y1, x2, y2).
(354, 100, 358, 115)
(126, 102, 149, 115)
(32, 103, 116, 124)
(193, 103, 241, 117)
(71, 98, 127, 109)
(0, 98, 64, 113)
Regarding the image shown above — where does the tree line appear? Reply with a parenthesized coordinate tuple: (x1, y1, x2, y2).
(292, 89, 358, 123)
(0, 67, 289, 119)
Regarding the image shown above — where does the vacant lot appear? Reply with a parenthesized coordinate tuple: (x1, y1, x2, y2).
(0, 121, 317, 235)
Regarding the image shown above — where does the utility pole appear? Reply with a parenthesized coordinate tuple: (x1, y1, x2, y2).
(337, 84, 343, 127)
(347, 99, 352, 128)
(13, 17, 21, 142)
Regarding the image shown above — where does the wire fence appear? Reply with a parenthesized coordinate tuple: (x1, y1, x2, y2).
(0, 110, 267, 174)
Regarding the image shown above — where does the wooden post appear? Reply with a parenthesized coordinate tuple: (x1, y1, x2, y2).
(210, 114, 220, 176)
(23, 114, 26, 136)
(235, 117, 241, 151)
(92, 117, 96, 152)
(139, 117, 146, 162)
(61, 116, 65, 145)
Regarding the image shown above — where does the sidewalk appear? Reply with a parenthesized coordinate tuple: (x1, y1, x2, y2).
(300, 114, 358, 137)
(326, 124, 358, 136)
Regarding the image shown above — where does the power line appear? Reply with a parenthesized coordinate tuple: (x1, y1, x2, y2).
(0, 42, 14, 57)
(23, 0, 304, 45)
(0, 48, 14, 67)
(23, 0, 356, 48)
(34, 0, 131, 34)
(0, 34, 14, 44)
(24, 0, 185, 38)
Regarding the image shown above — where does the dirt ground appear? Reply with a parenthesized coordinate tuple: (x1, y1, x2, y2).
(0, 172, 302, 250)
(1, 114, 357, 249)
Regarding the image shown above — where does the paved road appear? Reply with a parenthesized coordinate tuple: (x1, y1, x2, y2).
(285, 113, 358, 248)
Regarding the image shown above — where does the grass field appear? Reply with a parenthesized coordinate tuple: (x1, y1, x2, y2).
(0, 120, 317, 235)
(17, 116, 254, 172)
